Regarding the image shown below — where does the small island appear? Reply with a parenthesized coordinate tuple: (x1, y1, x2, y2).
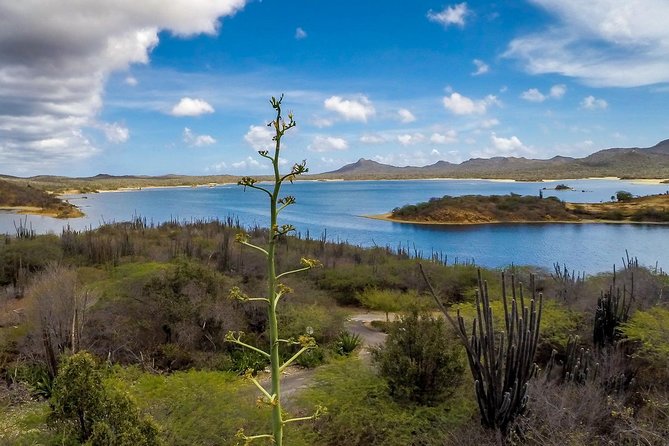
(0, 179, 83, 218)
(371, 193, 669, 225)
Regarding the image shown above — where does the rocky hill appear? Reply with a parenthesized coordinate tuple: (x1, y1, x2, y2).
(319, 139, 669, 180)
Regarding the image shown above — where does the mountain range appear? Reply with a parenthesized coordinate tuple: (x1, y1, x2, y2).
(316, 139, 669, 180)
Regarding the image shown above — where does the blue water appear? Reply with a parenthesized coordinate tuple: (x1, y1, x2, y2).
(1, 179, 668, 274)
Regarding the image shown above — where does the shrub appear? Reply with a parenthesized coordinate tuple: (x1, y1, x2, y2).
(48, 352, 161, 445)
(371, 310, 464, 405)
(334, 331, 362, 356)
(616, 190, 634, 202)
(295, 358, 475, 446)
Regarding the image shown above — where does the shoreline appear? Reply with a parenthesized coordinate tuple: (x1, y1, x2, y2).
(364, 213, 669, 226)
(0, 205, 84, 219)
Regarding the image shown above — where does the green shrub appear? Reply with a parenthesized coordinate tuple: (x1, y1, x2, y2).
(295, 345, 326, 368)
(358, 288, 422, 321)
(621, 307, 669, 364)
(334, 331, 362, 356)
(616, 190, 634, 202)
(295, 358, 475, 446)
(371, 310, 465, 405)
(48, 352, 161, 445)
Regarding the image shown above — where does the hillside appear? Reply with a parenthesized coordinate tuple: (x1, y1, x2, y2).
(0, 173, 241, 194)
(0, 179, 83, 218)
(319, 139, 669, 180)
(378, 193, 669, 225)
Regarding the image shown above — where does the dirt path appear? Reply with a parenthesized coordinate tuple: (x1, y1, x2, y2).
(264, 311, 390, 402)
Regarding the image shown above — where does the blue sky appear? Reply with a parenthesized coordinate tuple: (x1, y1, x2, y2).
(2, 0, 669, 176)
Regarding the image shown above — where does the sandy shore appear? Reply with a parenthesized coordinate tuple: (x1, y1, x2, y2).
(0, 205, 84, 219)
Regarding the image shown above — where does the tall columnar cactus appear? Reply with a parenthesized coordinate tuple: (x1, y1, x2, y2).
(421, 266, 543, 434)
(593, 271, 633, 348)
(226, 95, 324, 446)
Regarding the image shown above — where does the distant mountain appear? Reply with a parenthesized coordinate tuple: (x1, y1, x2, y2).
(319, 140, 669, 180)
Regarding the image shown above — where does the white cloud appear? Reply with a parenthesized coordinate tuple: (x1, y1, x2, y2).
(397, 133, 426, 146)
(504, 0, 669, 87)
(125, 76, 138, 86)
(476, 133, 534, 157)
(207, 161, 228, 172)
(521, 88, 546, 102)
(427, 3, 470, 28)
(442, 92, 499, 115)
(360, 134, 388, 144)
(0, 0, 247, 174)
(550, 84, 567, 99)
(308, 135, 349, 152)
(324, 95, 375, 122)
(430, 130, 458, 144)
(397, 108, 416, 123)
(521, 84, 567, 102)
(471, 59, 489, 76)
(295, 27, 307, 39)
(232, 156, 266, 170)
(580, 95, 608, 110)
(170, 97, 215, 116)
(244, 125, 275, 150)
(99, 122, 129, 143)
(183, 127, 216, 147)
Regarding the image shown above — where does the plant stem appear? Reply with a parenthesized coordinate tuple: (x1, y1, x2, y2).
(268, 103, 283, 446)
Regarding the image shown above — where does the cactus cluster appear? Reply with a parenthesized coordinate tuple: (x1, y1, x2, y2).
(422, 267, 543, 434)
(594, 271, 633, 348)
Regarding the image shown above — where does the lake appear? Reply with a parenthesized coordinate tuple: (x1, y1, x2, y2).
(2, 178, 668, 274)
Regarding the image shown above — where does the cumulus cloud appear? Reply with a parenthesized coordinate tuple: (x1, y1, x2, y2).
(207, 161, 227, 172)
(397, 133, 426, 146)
(475, 133, 534, 157)
(295, 27, 307, 39)
(504, 0, 669, 87)
(183, 127, 216, 147)
(471, 59, 489, 76)
(170, 97, 215, 116)
(521, 88, 546, 102)
(99, 122, 130, 143)
(0, 0, 246, 173)
(125, 76, 138, 86)
(550, 84, 567, 99)
(232, 156, 265, 170)
(430, 130, 458, 144)
(580, 95, 608, 110)
(324, 95, 376, 122)
(397, 108, 416, 123)
(308, 135, 349, 152)
(427, 3, 470, 28)
(442, 92, 499, 115)
(520, 84, 567, 102)
(244, 125, 274, 150)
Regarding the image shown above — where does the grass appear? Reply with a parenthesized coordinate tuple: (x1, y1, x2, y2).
(293, 357, 477, 446)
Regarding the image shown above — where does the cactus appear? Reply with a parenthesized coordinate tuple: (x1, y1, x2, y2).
(225, 96, 324, 446)
(551, 262, 585, 303)
(545, 336, 599, 384)
(593, 270, 633, 349)
(421, 266, 543, 434)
